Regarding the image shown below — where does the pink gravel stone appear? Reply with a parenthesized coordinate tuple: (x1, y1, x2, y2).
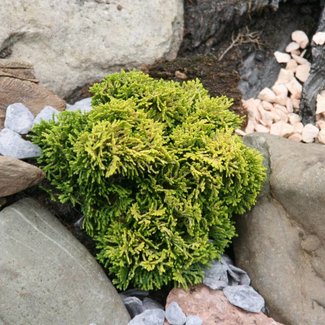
(262, 101, 273, 111)
(270, 121, 294, 137)
(275, 69, 294, 85)
(316, 94, 325, 114)
(286, 98, 294, 113)
(291, 98, 300, 110)
(287, 78, 302, 99)
(272, 84, 288, 98)
(316, 120, 325, 130)
(318, 129, 325, 144)
(258, 88, 277, 103)
(274, 51, 291, 63)
(295, 64, 310, 83)
(255, 124, 269, 133)
(245, 119, 255, 134)
(288, 113, 301, 124)
(288, 133, 303, 142)
(291, 30, 309, 49)
(312, 32, 325, 45)
(302, 123, 319, 143)
(285, 41, 300, 53)
(293, 122, 304, 133)
(286, 59, 298, 72)
(291, 53, 309, 65)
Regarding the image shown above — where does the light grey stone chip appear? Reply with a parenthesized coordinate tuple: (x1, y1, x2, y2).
(223, 285, 265, 313)
(5, 102, 34, 134)
(128, 309, 165, 325)
(0, 128, 41, 159)
(165, 301, 187, 325)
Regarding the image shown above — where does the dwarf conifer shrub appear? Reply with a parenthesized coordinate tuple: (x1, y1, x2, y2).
(30, 71, 265, 291)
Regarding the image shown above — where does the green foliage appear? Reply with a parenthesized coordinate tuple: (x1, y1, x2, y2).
(30, 70, 265, 291)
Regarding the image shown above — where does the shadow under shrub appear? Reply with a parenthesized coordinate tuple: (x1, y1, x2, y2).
(30, 71, 265, 291)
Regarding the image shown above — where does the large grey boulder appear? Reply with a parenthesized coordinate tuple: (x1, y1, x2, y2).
(0, 198, 130, 325)
(0, 0, 184, 97)
(234, 133, 325, 325)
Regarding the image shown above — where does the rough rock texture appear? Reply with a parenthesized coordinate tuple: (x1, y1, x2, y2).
(300, 6, 325, 124)
(234, 133, 325, 325)
(0, 198, 130, 325)
(165, 285, 283, 325)
(0, 156, 44, 197)
(0, 0, 184, 97)
(0, 60, 65, 129)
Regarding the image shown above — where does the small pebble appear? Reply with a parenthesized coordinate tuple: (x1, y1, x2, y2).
(5, 103, 34, 134)
(185, 315, 203, 325)
(165, 302, 187, 325)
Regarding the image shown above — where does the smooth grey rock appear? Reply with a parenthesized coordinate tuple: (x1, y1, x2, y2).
(33, 105, 59, 126)
(0, 1, 184, 97)
(223, 285, 265, 313)
(0, 198, 130, 325)
(165, 301, 187, 325)
(0, 128, 41, 159)
(122, 296, 145, 318)
(142, 297, 164, 311)
(66, 97, 92, 113)
(128, 309, 165, 325)
(185, 315, 203, 325)
(235, 133, 325, 325)
(4, 102, 34, 134)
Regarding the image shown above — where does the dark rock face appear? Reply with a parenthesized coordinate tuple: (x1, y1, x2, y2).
(179, 0, 321, 103)
(180, 0, 277, 55)
(300, 6, 325, 124)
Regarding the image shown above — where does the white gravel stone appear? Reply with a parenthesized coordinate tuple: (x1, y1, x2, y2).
(291, 30, 309, 49)
(165, 302, 187, 325)
(302, 124, 319, 143)
(295, 64, 310, 83)
(285, 42, 300, 53)
(312, 32, 325, 45)
(0, 128, 41, 159)
(33, 106, 60, 126)
(274, 51, 291, 63)
(4, 103, 34, 134)
(316, 94, 325, 114)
